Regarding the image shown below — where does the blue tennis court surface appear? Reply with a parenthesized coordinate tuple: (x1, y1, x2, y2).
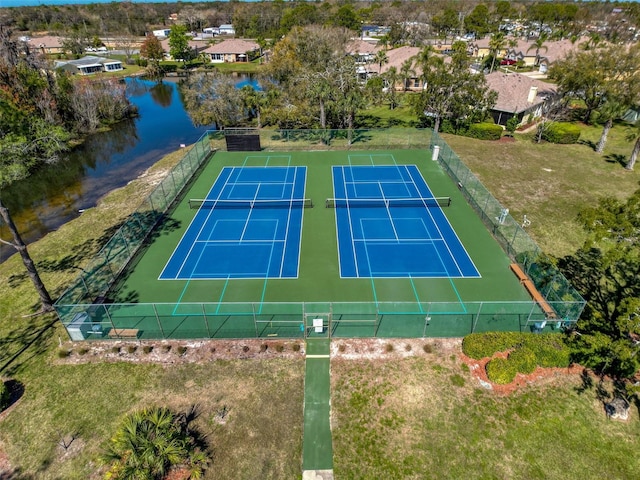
(160, 166, 307, 280)
(332, 165, 480, 278)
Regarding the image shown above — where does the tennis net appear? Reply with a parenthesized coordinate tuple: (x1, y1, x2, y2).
(325, 197, 451, 208)
(189, 198, 314, 209)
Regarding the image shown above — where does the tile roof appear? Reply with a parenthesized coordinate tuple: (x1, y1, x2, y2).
(346, 39, 380, 55)
(27, 35, 63, 48)
(202, 39, 259, 54)
(485, 71, 558, 113)
(380, 46, 421, 73)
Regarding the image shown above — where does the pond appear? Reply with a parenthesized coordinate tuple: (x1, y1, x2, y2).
(0, 77, 217, 263)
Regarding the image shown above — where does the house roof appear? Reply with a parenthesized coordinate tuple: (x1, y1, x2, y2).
(380, 46, 421, 73)
(346, 39, 379, 55)
(159, 38, 207, 52)
(202, 39, 259, 54)
(485, 71, 558, 113)
(473, 36, 588, 62)
(27, 35, 63, 48)
(55, 56, 122, 68)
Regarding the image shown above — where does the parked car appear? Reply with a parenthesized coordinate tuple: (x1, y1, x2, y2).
(500, 58, 517, 65)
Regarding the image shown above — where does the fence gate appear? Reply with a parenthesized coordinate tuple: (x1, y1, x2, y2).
(304, 313, 331, 338)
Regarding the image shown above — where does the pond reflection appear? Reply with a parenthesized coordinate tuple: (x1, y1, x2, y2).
(0, 77, 210, 263)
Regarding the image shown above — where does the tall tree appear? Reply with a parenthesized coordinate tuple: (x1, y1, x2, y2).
(526, 33, 549, 67)
(488, 32, 506, 73)
(624, 122, 640, 171)
(181, 71, 244, 128)
(139, 33, 164, 77)
(168, 24, 192, 68)
(373, 49, 388, 74)
(560, 188, 640, 380)
(549, 45, 615, 124)
(412, 44, 496, 134)
(464, 4, 491, 38)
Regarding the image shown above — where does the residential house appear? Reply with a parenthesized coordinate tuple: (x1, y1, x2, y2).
(473, 36, 587, 72)
(484, 71, 559, 126)
(380, 46, 424, 91)
(55, 56, 123, 75)
(159, 38, 208, 61)
(27, 35, 64, 55)
(218, 24, 235, 35)
(346, 39, 380, 81)
(202, 39, 259, 63)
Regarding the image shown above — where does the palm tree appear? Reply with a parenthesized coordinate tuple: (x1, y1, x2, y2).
(102, 406, 209, 479)
(527, 33, 549, 67)
(595, 99, 628, 154)
(625, 122, 640, 170)
(488, 32, 506, 73)
(400, 58, 416, 91)
(381, 66, 400, 109)
(373, 49, 389, 74)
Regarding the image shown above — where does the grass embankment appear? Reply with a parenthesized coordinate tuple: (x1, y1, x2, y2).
(443, 123, 640, 257)
(331, 350, 640, 480)
(0, 150, 303, 478)
(1, 117, 640, 477)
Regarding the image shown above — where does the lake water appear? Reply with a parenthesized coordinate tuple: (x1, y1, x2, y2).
(0, 77, 214, 263)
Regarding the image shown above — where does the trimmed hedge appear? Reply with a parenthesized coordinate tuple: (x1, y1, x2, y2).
(463, 332, 572, 384)
(465, 123, 504, 141)
(508, 347, 537, 374)
(541, 122, 581, 144)
(462, 332, 523, 359)
(486, 357, 517, 384)
(0, 381, 9, 411)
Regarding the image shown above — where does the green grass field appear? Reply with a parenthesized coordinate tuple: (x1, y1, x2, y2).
(103, 149, 538, 339)
(1, 126, 639, 478)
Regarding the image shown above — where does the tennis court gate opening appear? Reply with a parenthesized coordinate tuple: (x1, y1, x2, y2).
(224, 128, 261, 151)
(253, 305, 380, 338)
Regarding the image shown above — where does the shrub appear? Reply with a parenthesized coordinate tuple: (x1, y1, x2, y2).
(274, 343, 285, 353)
(486, 357, 517, 384)
(57, 349, 71, 358)
(0, 382, 9, 411)
(242, 345, 250, 353)
(541, 122, 580, 144)
(523, 334, 571, 368)
(509, 347, 537, 374)
(384, 343, 394, 353)
(465, 123, 503, 141)
(142, 345, 153, 354)
(292, 343, 301, 352)
(176, 346, 187, 356)
(162, 344, 172, 353)
(404, 343, 412, 352)
(111, 346, 121, 354)
(260, 343, 268, 353)
(127, 345, 137, 354)
(77, 347, 90, 356)
(338, 343, 346, 353)
(422, 343, 433, 354)
(462, 332, 522, 359)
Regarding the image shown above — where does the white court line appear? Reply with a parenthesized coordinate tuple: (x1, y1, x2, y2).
(342, 166, 361, 277)
(405, 166, 465, 276)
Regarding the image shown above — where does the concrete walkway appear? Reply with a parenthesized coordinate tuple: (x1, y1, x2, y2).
(302, 339, 333, 479)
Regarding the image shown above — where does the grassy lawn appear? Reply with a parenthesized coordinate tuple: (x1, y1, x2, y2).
(331, 350, 640, 480)
(0, 150, 303, 478)
(442, 123, 640, 257)
(1, 118, 640, 477)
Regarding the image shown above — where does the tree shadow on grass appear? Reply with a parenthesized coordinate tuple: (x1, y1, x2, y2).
(603, 153, 628, 168)
(0, 316, 57, 378)
(578, 139, 597, 151)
